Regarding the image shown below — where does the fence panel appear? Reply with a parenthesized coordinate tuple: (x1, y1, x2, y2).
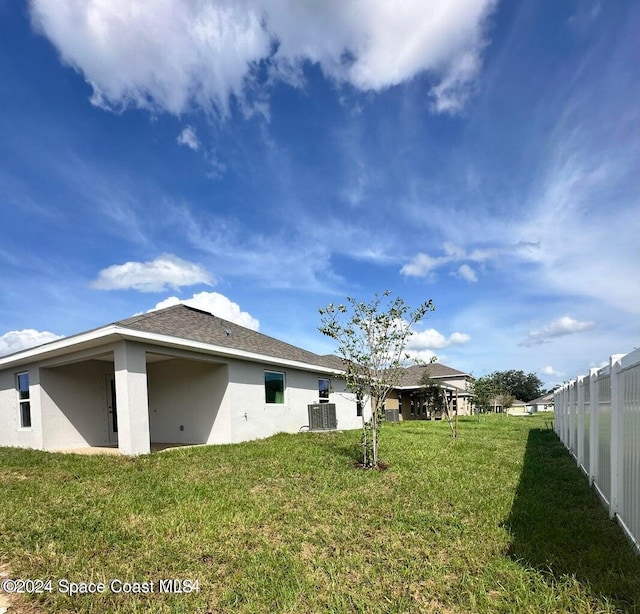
(596, 369, 612, 505)
(620, 354, 640, 551)
(555, 350, 639, 554)
(582, 378, 590, 476)
(570, 380, 579, 458)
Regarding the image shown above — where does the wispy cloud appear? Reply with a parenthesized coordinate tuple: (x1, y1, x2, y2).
(171, 203, 345, 292)
(400, 241, 536, 281)
(520, 316, 596, 347)
(149, 291, 259, 330)
(91, 254, 214, 292)
(30, 0, 498, 117)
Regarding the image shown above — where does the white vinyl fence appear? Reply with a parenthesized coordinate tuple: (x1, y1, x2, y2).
(555, 348, 640, 554)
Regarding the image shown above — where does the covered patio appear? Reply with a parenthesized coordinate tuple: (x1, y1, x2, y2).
(38, 340, 229, 455)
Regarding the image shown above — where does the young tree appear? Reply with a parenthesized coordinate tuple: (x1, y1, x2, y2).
(469, 376, 498, 413)
(418, 371, 458, 437)
(319, 291, 434, 469)
(497, 393, 515, 415)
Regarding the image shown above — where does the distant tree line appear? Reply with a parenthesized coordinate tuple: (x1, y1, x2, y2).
(470, 369, 545, 412)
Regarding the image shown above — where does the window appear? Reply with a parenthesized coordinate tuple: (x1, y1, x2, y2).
(16, 372, 31, 428)
(318, 378, 330, 403)
(265, 371, 285, 404)
(356, 389, 363, 417)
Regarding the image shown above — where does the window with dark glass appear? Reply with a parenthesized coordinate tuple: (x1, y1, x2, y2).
(265, 371, 285, 404)
(17, 372, 31, 428)
(318, 378, 330, 402)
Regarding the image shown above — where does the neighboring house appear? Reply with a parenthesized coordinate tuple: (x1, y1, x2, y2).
(525, 391, 555, 413)
(384, 363, 474, 420)
(490, 396, 527, 414)
(505, 399, 528, 415)
(0, 305, 369, 455)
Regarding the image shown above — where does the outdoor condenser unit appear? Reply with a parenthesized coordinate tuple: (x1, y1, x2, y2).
(385, 408, 400, 422)
(308, 403, 337, 431)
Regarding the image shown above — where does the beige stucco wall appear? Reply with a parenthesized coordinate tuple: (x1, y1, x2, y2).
(0, 367, 43, 449)
(226, 360, 367, 443)
(40, 360, 114, 450)
(147, 358, 230, 445)
(384, 390, 400, 411)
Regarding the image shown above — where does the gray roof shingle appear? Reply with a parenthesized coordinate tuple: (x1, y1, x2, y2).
(397, 363, 469, 387)
(117, 304, 341, 370)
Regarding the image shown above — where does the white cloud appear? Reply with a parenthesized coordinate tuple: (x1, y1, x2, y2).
(540, 365, 564, 377)
(405, 348, 439, 364)
(520, 316, 596, 347)
(408, 328, 471, 351)
(400, 252, 444, 277)
(149, 291, 259, 330)
(0, 329, 63, 356)
(449, 332, 472, 345)
(29, 0, 497, 116)
(457, 264, 478, 282)
(91, 254, 214, 292)
(177, 126, 200, 151)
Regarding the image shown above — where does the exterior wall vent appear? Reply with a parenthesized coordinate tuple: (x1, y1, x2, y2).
(308, 403, 337, 431)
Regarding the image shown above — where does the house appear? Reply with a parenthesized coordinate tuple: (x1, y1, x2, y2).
(505, 399, 528, 415)
(489, 396, 527, 414)
(0, 305, 369, 455)
(525, 391, 554, 413)
(384, 363, 474, 420)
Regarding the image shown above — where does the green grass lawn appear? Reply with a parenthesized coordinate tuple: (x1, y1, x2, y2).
(1, 414, 639, 613)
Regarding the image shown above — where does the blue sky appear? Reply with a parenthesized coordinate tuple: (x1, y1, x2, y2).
(0, 0, 638, 388)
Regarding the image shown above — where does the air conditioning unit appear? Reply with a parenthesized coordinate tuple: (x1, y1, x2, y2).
(385, 408, 400, 422)
(308, 403, 337, 431)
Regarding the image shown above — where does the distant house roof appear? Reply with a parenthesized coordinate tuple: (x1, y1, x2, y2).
(527, 392, 555, 405)
(491, 397, 526, 407)
(396, 363, 470, 388)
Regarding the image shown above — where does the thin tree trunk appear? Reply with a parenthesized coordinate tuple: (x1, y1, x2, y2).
(372, 406, 378, 468)
(361, 412, 368, 467)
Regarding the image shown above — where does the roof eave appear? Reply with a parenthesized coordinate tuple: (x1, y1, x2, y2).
(0, 325, 121, 369)
(0, 325, 345, 376)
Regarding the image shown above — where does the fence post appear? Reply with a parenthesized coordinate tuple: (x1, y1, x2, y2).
(577, 376, 585, 469)
(569, 380, 576, 459)
(589, 367, 598, 486)
(609, 354, 624, 519)
(560, 384, 569, 448)
(555, 386, 563, 440)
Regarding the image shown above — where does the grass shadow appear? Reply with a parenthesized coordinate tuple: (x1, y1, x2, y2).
(506, 428, 640, 611)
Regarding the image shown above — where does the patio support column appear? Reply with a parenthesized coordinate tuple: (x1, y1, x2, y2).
(114, 341, 150, 455)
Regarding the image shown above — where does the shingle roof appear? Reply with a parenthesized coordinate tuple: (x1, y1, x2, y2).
(397, 363, 469, 387)
(117, 304, 341, 370)
(528, 392, 555, 405)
